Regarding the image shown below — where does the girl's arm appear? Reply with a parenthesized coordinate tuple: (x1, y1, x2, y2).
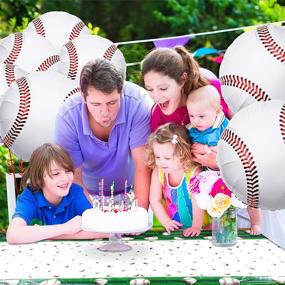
(150, 168, 181, 232)
(6, 216, 83, 244)
(183, 195, 205, 237)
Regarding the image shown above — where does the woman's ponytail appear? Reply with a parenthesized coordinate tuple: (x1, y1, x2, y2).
(175, 46, 210, 95)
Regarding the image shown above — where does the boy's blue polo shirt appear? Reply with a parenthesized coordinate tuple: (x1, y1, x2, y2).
(12, 183, 92, 225)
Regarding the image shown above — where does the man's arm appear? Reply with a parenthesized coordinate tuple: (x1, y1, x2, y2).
(131, 145, 151, 209)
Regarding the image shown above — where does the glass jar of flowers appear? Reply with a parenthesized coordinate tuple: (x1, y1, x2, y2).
(189, 171, 246, 247)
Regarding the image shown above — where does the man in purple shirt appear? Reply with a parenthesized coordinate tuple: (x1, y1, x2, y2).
(55, 59, 151, 209)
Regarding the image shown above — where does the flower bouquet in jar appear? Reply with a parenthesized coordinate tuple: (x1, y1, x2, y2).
(189, 171, 246, 246)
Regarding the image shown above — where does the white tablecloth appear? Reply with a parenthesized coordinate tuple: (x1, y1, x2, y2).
(1, 237, 285, 279)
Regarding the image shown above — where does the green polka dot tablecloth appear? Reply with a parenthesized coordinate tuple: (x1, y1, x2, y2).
(0, 231, 284, 284)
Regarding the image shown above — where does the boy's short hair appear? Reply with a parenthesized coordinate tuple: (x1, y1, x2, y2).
(21, 143, 74, 191)
(80, 58, 124, 99)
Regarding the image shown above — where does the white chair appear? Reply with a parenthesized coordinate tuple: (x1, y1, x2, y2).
(6, 173, 21, 222)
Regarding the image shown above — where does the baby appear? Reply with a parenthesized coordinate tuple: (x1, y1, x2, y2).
(186, 85, 228, 155)
(186, 85, 261, 235)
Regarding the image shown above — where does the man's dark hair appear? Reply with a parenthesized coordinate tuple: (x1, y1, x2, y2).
(80, 59, 124, 98)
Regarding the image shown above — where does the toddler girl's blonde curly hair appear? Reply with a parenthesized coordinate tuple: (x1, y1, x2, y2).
(145, 123, 198, 170)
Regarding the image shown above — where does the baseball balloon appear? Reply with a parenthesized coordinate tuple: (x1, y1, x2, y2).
(25, 11, 90, 52)
(0, 32, 60, 73)
(0, 71, 80, 161)
(217, 100, 285, 210)
(219, 24, 285, 113)
(58, 35, 126, 82)
(0, 63, 26, 98)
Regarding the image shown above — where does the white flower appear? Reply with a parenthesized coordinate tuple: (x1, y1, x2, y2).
(194, 192, 212, 210)
(207, 204, 224, 218)
(231, 194, 247, 208)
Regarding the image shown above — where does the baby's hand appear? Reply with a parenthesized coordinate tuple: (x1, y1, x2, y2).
(64, 215, 82, 235)
(249, 224, 261, 235)
(163, 219, 182, 234)
(183, 226, 201, 237)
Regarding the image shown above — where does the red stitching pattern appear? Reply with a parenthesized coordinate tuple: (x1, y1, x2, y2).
(221, 129, 259, 208)
(103, 44, 117, 61)
(32, 18, 45, 37)
(220, 75, 271, 102)
(2, 77, 31, 148)
(280, 104, 285, 143)
(4, 33, 23, 65)
(5, 64, 16, 86)
(69, 21, 86, 41)
(65, 41, 78, 80)
(36, 55, 60, 71)
(64, 87, 81, 102)
(257, 25, 285, 63)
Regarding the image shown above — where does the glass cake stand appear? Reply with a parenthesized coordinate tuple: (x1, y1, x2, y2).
(83, 224, 152, 252)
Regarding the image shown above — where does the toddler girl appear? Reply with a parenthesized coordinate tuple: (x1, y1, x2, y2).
(145, 123, 210, 236)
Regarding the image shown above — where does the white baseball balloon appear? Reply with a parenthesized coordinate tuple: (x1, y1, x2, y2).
(58, 35, 126, 82)
(219, 24, 285, 113)
(0, 63, 26, 97)
(0, 32, 60, 73)
(217, 100, 285, 210)
(25, 11, 90, 52)
(0, 71, 80, 161)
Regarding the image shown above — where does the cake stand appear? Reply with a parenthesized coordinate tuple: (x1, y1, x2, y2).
(83, 224, 152, 252)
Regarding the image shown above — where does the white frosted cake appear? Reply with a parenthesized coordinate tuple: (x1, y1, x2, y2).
(82, 206, 149, 233)
(82, 183, 149, 233)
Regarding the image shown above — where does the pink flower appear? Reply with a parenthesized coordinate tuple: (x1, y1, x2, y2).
(210, 178, 232, 198)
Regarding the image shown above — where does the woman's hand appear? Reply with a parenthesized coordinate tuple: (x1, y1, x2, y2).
(191, 149, 219, 170)
(191, 143, 207, 155)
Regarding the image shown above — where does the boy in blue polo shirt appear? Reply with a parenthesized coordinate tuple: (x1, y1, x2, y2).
(6, 143, 107, 244)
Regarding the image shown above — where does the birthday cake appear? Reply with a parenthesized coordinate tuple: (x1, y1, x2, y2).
(81, 183, 149, 233)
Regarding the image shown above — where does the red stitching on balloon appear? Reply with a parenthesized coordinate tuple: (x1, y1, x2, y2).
(221, 129, 260, 208)
(32, 18, 46, 37)
(36, 55, 60, 71)
(280, 104, 285, 143)
(5, 64, 16, 86)
(69, 21, 86, 41)
(4, 33, 23, 65)
(2, 77, 31, 148)
(65, 41, 78, 80)
(64, 87, 81, 101)
(220, 75, 271, 102)
(103, 44, 117, 61)
(257, 25, 285, 63)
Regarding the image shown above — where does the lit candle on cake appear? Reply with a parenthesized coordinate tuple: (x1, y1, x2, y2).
(100, 178, 104, 211)
(98, 180, 101, 209)
(123, 179, 128, 211)
(110, 181, 115, 212)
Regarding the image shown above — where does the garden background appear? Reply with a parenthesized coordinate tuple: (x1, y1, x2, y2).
(1, 0, 285, 232)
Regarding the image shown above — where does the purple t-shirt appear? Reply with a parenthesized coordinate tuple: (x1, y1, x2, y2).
(55, 81, 151, 195)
